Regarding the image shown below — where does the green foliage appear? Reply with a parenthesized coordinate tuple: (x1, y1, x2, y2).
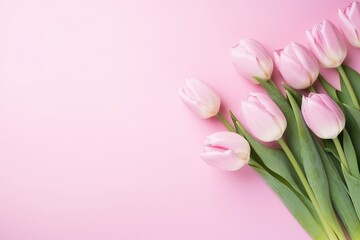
(250, 160, 327, 240)
(343, 104, 360, 171)
(286, 92, 345, 239)
(344, 170, 360, 220)
(315, 136, 360, 239)
(240, 68, 360, 239)
(230, 114, 326, 239)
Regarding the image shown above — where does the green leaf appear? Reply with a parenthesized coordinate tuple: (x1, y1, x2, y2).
(249, 161, 327, 240)
(323, 140, 344, 182)
(318, 75, 339, 103)
(343, 129, 360, 178)
(314, 135, 360, 239)
(323, 140, 339, 161)
(343, 169, 360, 221)
(343, 104, 360, 171)
(337, 70, 353, 107)
(342, 65, 360, 101)
(286, 91, 345, 239)
(282, 83, 302, 105)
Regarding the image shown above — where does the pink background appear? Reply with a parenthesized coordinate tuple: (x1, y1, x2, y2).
(0, 0, 359, 239)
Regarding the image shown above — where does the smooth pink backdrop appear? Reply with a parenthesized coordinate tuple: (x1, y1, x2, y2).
(1, 0, 359, 239)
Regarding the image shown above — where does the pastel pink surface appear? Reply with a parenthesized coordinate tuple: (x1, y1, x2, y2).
(0, 0, 358, 239)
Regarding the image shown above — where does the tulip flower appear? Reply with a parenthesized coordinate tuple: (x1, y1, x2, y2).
(179, 78, 221, 119)
(231, 39, 273, 84)
(274, 42, 320, 90)
(201, 131, 250, 171)
(302, 93, 345, 139)
(338, 1, 360, 47)
(241, 93, 287, 142)
(306, 19, 347, 68)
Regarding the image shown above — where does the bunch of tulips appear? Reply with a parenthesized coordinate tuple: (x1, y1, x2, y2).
(180, 1, 360, 239)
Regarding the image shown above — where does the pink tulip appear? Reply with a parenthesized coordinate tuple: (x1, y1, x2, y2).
(302, 93, 345, 139)
(241, 93, 287, 142)
(179, 78, 221, 119)
(201, 131, 250, 171)
(306, 19, 347, 68)
(274, 42, 320, 90)
(338, 1, 360, 47)
(231, 39, 273, 84)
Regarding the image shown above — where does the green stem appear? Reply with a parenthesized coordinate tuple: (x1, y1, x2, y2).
(254, 77, 278, 89)
(308, 85, 316, 93)
(216, 113, 235, 132)
(337, 65, 360, 109)
(332, 137, 350, 172)
(278, 138, 339, 240)
(268, 79, 277, 88)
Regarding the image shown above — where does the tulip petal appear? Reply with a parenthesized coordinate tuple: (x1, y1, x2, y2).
(316, 93, 346, 131)
(231, 47, 267, 82)
(201, 150, 247, 171)
(248, 93, 287, 131)
(290, 43, 319, 82)
(231, 39, 273, 82)
(179, 78, 221, 118)
(339, 1, 360, 47)
(242, 39, 272, 66)
(321, 19, 347, 64)
(307, 19, 347, 68)
(277, 50, 312, 89)
(339, 8, 360, 47)
(307, 30, 335, 67)
(348, 1, 360, 27)
(273, 49, 281, 67)
(302, 94, 344, 139)
(205, 131, 250, 157)
(185, 78, 221, 115)
(179, 88, 211, 118)
(275, 43, 319, 89)
(244, 39, 273, 79)
(241, 101, 284, 142)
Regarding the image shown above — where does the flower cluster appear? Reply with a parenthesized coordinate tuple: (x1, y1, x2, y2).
(180, 1, 360, 239)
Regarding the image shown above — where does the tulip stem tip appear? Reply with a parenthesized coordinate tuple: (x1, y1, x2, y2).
(332, 137, 350, 172)
(308, 86, 316, 93)
(337, 65, 360, 109)
(216, 113, 235, 132)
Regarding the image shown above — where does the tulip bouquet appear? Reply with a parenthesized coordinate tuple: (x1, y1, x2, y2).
(180, 1, 360, 240)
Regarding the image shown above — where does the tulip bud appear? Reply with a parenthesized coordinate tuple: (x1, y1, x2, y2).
(231, 39, 273, 84)
(201, 131, 250, 171)
(179, 78, 221, 119)
(301, 93, 345, 139)
(241, 93, 287, 142)
(274, 42, 320, 90)
(338, 1, 360, 47)
(306, 19, 347, 68)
